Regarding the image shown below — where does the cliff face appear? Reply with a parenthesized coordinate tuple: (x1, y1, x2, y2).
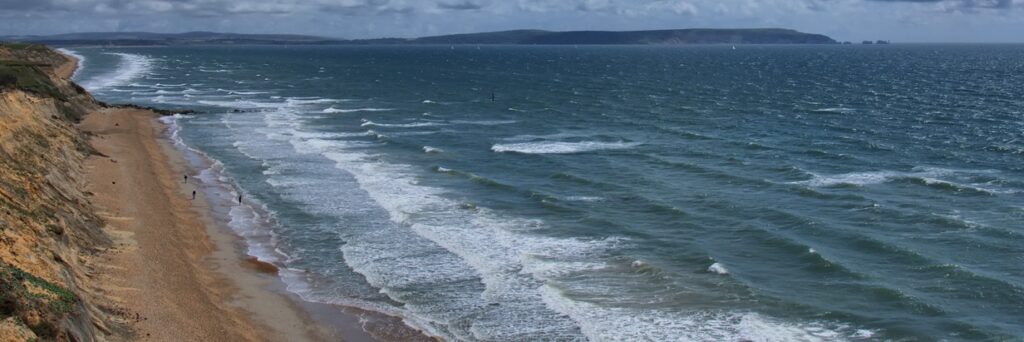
(0, 44, 111, 341)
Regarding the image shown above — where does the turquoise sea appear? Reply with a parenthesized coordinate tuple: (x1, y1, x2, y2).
(67, 45, 1024, 341)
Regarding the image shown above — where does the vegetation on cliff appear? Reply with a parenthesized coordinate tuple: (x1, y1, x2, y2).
(0, 44, 109, 341)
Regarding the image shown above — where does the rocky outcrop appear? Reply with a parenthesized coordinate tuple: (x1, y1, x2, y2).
(0, 44, 111, 341)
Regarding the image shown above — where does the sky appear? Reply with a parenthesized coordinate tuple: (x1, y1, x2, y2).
(0, 0, 1022, 42)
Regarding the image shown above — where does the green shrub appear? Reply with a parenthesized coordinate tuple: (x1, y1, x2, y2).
(0, 264, 79, 338)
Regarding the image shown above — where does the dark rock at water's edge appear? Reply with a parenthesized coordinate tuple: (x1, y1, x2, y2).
(100, 102, 198, 116)
(3, 28, 837, 46)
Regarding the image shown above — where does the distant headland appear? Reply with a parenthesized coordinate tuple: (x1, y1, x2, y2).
(2, 28, 838, 46)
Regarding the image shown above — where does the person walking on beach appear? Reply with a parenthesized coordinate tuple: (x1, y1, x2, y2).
(192, 190, 196, 200)
(184, 174, 188, 184)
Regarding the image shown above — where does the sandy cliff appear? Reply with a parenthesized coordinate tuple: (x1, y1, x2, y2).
(0, 44, 120, 341)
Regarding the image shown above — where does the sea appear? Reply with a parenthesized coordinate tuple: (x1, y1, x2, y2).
(64, 45, 1024, 341)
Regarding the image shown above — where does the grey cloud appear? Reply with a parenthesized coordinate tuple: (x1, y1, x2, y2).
(1, 0, 1021, 42)
(438, 1, 484, 10)
(0, 0, 415, 16)
(868, 0, 1014, 8)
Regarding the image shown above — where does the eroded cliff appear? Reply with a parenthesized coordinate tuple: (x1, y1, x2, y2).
(0, 44, 114, 341)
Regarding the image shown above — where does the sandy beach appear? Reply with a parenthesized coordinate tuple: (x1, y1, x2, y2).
(80, 107, 340, 341)
(29, 48, 437, 342)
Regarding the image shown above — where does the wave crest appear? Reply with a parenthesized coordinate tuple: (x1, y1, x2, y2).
(492, 141, 641, 154)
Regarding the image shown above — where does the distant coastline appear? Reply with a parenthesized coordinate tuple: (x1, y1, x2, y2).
(2, 28, 837, 46)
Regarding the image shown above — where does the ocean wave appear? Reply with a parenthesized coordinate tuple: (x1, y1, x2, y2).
(450, 120, 517, 126)
(290, 138, 633, 339)
(501, 132, 595, 142)
(80, 53, 154, 91)
(708, 262, 729, 275)
(160, 114, 286, 275)
(360, 120, 443, 128)
(324, 107, 394, 113)
(231, 90, 269, 95)
(423, 146, 443, 153)
(153, 83, 187, 88)
(492, 141, 641, 154)
(198, 99, 284, 109)
(812, 107, 856, 114)
(563, 196, 605, 202)
(792, 167, 1012, 194)
(285, 97, 345, 105)
(55, 48, 85, 80)
(288, 129, 372, 139)
(541, 289, 866, 342)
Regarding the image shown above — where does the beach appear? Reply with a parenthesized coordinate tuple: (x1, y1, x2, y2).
(62, 49, 437, 341)
(12, 43, 1017, 341)
(80, 106, 338, 341)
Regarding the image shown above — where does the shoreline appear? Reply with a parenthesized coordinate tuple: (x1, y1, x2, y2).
(64, 49, 434, 341)
(81, 107, 340, 341)
(160, 114, 438, 342)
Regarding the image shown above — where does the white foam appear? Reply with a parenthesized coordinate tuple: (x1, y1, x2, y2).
(361, 120, 443, 128)
(202, 102, 874, 341)
(198, 99, 284, 109)
(160, 113, 286, 273)
(541, 286, 856, 342)
(450, 120, 517, 126)
(501, 132, 596, 142)
(324, 107, 394, 114)
(852, 329, 875, 339)
(492, 141, 641, 154)
(80, 53, 154, 91)
(812, 107, 855, 114)
(423, 146, 443, 153)
(796, 170, 900, 187)
(289, 130, 372, 139)
(564, 196, 604, 202)
(294, 139, 629, 339)
(708, 262, 729, 274)
(793, 167, 1009, 193)
(55, 48, 85, 80)
(285, 97, 343, 105)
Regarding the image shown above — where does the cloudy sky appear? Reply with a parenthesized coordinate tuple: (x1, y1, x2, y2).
(1, 0, 1022, 42)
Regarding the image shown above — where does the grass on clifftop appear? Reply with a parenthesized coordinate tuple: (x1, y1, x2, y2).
(0, 62, 64, 100)
(0, 43, 48, 51)
(0, 43, 65, 100)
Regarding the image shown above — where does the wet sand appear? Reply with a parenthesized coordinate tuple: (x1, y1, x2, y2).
(63, 47, 437, 341)
(81, 107, 339, 341)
